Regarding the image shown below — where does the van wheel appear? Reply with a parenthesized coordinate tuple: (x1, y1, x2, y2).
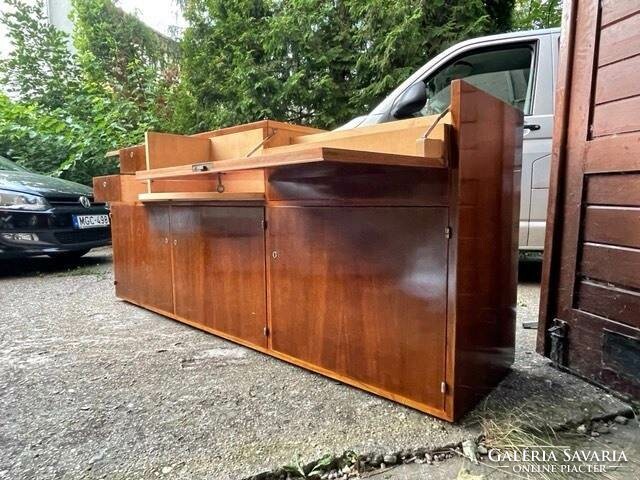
(48, 249, 91, 262)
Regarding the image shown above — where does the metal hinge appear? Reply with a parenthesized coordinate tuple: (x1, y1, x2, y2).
(263, 326, 269, 337)
(261, 219, 267, 230)
(444, 227, 452, 239)
(441, 381, 447, 394)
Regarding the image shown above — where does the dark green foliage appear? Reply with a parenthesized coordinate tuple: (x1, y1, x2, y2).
(512, 0, 562, 30)
(0, 0, 177, 185)
(0, 0, 78, 110)
(1, 0, 519, 185)
(174, 0, 515, 131)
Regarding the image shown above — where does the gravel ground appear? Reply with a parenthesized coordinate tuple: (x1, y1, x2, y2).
(0, 249, 634, 479)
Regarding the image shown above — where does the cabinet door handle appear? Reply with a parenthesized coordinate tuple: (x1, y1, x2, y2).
(163, 237, 169, 244)
(173, 239, 177, 246)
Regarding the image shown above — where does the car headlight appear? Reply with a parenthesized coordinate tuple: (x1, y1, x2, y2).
(0, 189, 50, 211)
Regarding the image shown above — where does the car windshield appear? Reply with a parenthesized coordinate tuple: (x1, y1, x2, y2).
(0, 155, 29, 172)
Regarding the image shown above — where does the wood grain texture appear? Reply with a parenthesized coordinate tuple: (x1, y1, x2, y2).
(135, 146, 446, 181)
(449, 80, 522, 419)
(110, 203, 174, 313)
(582, 206, 640, 248)
(119, 145, 146, 174)
(585, 173, 640, 205)
(539, 0, 640, 399)
(595, 53, 640, 104)
(601, 0, 640, 26)
(598, 11, 640, 67)
(139, 192, 264, 203)
(273, 115, 451, 159)
(291, 114, 449, 145)
(579, 243, 640, 290)
(104, 82, 522, 421)
(192, 120, 324, 138)
(564, 310, 640, 400)
(575, 280, 640, 329)
(93, 174, 147, 202)
(93, 175, 122, 203)
(210, 128, 265, 161)
(267, 206, 448, 411)
(266, 163, 449, 206)
(145, 131, 211, 169)
(584, 134, 640, 173)
(171, 206, 267, 347)
(148, 171, 265, 195)
(592, 95, 640, 137)
(537, 0, 578, 351)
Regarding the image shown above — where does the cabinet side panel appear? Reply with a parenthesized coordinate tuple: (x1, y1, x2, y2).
(450, 80, 522, 419)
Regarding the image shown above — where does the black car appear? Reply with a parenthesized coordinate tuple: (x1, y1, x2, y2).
(0, 156, 111, 260)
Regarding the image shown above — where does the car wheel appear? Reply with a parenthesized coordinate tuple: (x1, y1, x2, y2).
(47, 249, 91, 262)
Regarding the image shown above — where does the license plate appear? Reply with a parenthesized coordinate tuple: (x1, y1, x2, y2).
(73, 214, 110, 229)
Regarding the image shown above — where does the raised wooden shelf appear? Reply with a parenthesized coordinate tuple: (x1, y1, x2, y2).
(138, 192, 264, 203)
(136, 146, 446, 181)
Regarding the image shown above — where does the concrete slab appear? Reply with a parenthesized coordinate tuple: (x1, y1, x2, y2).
(0, 251, 635, 480)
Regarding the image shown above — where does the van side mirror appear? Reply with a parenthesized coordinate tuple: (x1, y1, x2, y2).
(391, 83, 427, 119)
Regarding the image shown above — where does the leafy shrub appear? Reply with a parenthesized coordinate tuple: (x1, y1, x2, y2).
(0, 0, 176, 185)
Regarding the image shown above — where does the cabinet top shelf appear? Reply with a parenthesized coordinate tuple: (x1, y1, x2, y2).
(135, 146, 447, 182)
(138, 192, 265, 203)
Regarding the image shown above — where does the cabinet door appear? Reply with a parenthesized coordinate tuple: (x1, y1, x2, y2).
(110, 203, 174, 313)
(268, 206, 448, 410)
(171, 206, 267, 348)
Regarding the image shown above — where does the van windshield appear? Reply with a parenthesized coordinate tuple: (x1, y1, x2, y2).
(421, 45, 534, 115)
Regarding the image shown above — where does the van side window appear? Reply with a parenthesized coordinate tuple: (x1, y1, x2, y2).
(420, 45, 535, 116)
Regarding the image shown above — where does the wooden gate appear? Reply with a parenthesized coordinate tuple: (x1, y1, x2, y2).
(538, 0, 640, 398)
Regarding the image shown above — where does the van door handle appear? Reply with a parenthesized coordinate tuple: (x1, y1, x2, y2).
(524, 124, 541, 131)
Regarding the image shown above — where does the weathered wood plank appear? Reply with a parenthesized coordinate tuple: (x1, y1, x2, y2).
(598, 12, 640, 66)
(583, 206, 640, 249)
(580, 243, 640, 290)
(585, 173, 640, 205)
(575, 280, 640, 329)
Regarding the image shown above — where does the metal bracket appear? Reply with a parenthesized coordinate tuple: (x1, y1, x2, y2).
(548, 318, 568, 368)
(192, 163, 209, 173)
(421, 106, 450, 139)
(246, 128, 278, 157)
(216, 173, 225, 193)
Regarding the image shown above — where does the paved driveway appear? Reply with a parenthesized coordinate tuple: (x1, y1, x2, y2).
(0, 249, 631, 479)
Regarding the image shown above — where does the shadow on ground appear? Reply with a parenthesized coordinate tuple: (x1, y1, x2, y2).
(0, 247, 112, 279)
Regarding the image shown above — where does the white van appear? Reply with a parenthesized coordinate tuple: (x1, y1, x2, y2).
(342, 28, 560, 256)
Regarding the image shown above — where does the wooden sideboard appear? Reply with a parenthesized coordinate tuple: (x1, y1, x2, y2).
(95, 80, 523, 421)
